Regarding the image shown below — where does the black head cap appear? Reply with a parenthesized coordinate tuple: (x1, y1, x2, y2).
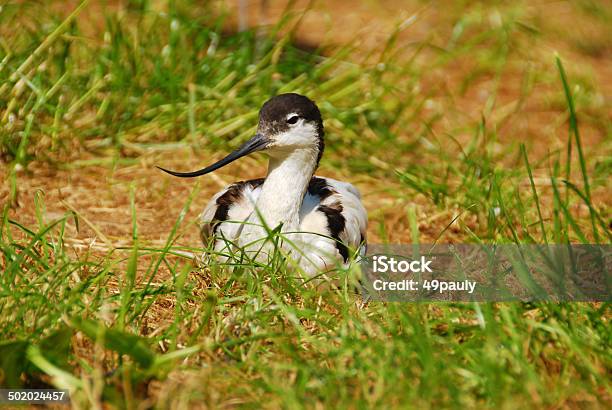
(258, 93, 325, 165)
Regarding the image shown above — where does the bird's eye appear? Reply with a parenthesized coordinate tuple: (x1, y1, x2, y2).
(287, 115, 299, 125)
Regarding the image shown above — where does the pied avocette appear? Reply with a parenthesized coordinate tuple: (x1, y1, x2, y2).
(158, 93, 367, 275)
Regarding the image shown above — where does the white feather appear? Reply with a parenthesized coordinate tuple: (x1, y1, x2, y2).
(199, 176, 367, 275)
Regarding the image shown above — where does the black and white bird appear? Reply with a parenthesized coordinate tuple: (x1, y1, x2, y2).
(158, 93, 367, 275)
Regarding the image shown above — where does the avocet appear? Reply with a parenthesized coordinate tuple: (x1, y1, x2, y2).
(159, 93, 367, 275)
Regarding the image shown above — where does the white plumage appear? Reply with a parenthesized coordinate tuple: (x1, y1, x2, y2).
(158, 93, 368, 275)
(200, 176, 367, 275)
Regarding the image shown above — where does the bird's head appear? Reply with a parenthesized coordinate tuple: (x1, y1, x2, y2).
(157, 93, 324, 178)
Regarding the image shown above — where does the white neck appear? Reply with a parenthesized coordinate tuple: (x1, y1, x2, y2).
(248, 148, 318, 232)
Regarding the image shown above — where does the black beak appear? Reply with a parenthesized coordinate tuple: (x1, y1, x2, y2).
(157, 133, 270, 178)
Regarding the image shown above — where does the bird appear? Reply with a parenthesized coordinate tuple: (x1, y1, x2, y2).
(158, 93, 367, 276)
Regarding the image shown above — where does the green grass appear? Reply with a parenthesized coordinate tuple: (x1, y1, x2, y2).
(1, 0, 611, 408)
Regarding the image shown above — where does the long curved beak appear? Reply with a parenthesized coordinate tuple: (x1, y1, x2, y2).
(157, 133, 270, 178)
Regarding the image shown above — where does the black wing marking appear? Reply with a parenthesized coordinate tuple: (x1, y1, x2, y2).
(200, 178, 265, 243)
(317, 201, 349, 262)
